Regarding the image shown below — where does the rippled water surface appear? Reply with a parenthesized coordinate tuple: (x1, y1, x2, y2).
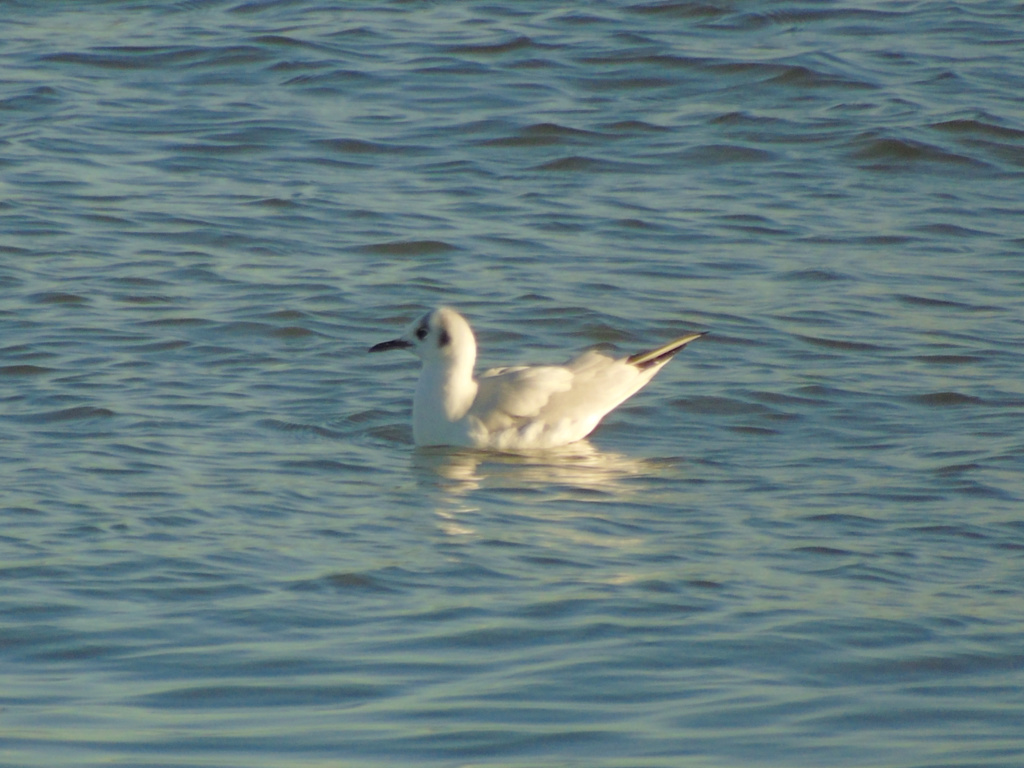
(3, 2, 1024, 766)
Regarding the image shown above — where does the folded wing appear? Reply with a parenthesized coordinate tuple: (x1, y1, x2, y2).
(469, 350, 646, 440)
(468, 333, 703, 448)
(471, 364, 574, 431)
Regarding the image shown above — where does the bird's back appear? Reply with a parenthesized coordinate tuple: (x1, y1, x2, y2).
(465, 349, 666, 450)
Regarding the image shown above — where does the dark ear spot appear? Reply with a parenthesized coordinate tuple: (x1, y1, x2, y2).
(438, 327, 451, 348)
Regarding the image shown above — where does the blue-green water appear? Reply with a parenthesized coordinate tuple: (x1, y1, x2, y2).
(2, 2, 1023, 766)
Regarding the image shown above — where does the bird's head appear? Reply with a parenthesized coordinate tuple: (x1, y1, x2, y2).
(369, 306, 476, 369)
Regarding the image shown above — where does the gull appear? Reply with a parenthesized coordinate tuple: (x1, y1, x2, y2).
(369, 306, 705, 451)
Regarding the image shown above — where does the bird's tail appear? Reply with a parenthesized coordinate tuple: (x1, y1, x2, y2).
(626, 332, 706, 370)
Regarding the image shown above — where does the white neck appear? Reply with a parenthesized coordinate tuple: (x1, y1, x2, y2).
(413, 357, 478, 445)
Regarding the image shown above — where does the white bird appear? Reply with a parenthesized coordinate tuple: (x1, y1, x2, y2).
(369, 307, 705, 451)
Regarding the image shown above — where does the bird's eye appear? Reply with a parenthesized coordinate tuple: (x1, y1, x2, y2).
(415, 325, 428, 341)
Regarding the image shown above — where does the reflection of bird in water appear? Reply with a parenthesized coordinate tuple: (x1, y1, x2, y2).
(371, 307, 704, 451)
(412, 442, 684, 541)
(412, 440, 671, 498)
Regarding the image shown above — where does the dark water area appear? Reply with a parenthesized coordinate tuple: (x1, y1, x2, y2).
(2, 2, 1023, 766)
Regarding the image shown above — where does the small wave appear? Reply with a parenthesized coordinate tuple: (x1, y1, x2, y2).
(478, 122, 602, 148)
(281, 459, 369, 473)
(933, 462, 981, 477)
(767, 64, 876, 90)
(677, 144, 777, 165)
(850, 135, 991, 171)
(675, 395, 778, 417)
(794, 545, 853, 557)
(252, 34, 332, 53)
(719, 212, 790, 235)
(0, 364, 53, 376)
(246, 197, 298, 209)
(909, 392, 984, 407)
(289, 571, 397, 594)
(167, 141, 267, 157)
(258, 419, 346, 440)
(283, 69, 377, 88)
(30, 291, 88, 305)
(579, 74, 676, 91)
(39, 48, 205, 70)
(912, 354, 983, 365)
(533, 155, 648, 172)
(119, 294, 177, 305)
(601, 119, 671, 134)
(897, 294, 996, 311)
(0, 85, 60, 111)
(141, 317, 211, 328)
(22, 406, 116, 423)
(444, 35, 545, 56)
(185, 45, 272, 68)
(710, 110, 786, 127)
(913, 223, 993, 238)
(796, 334, 885, 352)
(931, 118, 1024, 141)
(629, 3, 729, 19)
(731, 425, 781, 435)
(317, 138, 422, 155)
(135, 681, 384, 709)
(781, 268, 852, 282)
(580, 52, 707, 68)
(288, 566, 418, 595)
(355, 240, 459, 256)
(270, 326, 314, 339)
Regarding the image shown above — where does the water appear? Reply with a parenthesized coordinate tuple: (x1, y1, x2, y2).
(2, 1, 1023, 766)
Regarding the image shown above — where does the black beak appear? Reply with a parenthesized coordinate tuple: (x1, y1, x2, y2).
(368, 338, 412, 353)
